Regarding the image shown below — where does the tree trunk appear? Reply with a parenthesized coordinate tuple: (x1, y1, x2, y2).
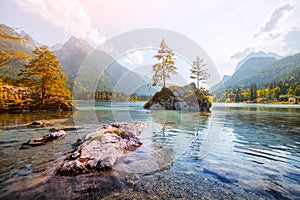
(41, 88, 45, 104)
(41, 80, 46, 104)
(163, 65, 166, 88)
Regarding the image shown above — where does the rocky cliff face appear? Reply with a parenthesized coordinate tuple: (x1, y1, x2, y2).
(143, 83, 211, 111)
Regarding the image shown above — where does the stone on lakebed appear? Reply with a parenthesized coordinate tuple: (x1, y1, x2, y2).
(21, 130, 66, 148)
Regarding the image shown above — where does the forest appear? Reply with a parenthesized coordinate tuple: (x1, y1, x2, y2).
(214, 52, 300, 103)
(216, 80, 299, 103)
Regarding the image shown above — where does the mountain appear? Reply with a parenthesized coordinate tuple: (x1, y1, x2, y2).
(211, 52, 300, 98)
(0, 24, 34, 79)
(49, 43, 63, 51)
(209, 75, 231, 92)
(222, 75, 231, 82)
(1, 24, 155, 96)
(54, 36, 93, 85)
(226, 57, 278, 87)
(0, 24, 40, 49)
(211, 56, 278, 92)
(53, 36, 156, 95)
(243, 53, 300, 86)
(234, 51, 283, 72)
(19, 31, 41, 48)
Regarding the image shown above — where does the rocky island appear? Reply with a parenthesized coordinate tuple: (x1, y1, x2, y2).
(144, 83, 211, 111)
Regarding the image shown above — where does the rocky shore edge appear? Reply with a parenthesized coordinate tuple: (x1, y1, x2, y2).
(0, 84, 74, 113)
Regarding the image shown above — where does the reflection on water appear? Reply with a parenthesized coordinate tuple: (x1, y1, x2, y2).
(216, 104, 300, 199)
(0, 102, 300, 199)
(0, 111, 73, 128)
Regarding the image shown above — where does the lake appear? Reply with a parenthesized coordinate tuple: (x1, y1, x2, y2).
(0, 102, 299, 199)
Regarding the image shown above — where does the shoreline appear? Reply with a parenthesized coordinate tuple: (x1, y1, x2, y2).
(1, 101, 299, 114)
(0, 107, 72, 114)
(213, 101, 298, 105)
(0, 102, 76, 114)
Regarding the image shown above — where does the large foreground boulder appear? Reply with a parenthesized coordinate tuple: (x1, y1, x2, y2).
(57, 122, 148, 175)
(144, 83, 211, 111)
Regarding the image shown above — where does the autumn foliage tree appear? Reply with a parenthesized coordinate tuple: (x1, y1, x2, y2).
(19, 46, 71, 104)
(0, 27, 29, 79)
(190, 56, 210, 88)
(152, 39, 177, 88)
(0, 50, 29, 69)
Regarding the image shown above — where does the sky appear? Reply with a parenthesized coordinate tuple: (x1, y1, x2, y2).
(1, 0, 300, 80)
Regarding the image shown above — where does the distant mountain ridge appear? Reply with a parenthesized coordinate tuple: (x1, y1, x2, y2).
(210, 55, 278, 92)
(49, 43, 63, 51)
(234, 51, 283, 72)
(243, 53, 300, 86)
(211, 52, 300, 98)
(0, 24, 34, 79)
(53, 36, 155, 95)
(228, 57, 278, 87)
(0, 24, 40, 49)
(53, 36, 93, 85)
(209, 75, 231, 92)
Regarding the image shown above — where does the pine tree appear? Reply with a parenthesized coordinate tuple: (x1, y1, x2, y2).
(152, 39, 177, 88)
(19, 46, 71, 104)
(250, 83, 257, 101)
(190, 56, 209, 88)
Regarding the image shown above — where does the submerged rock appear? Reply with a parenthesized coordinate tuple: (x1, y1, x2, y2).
(57, 122, 148, 176)
(21, 130, 66, 148)
(29, 121, 44, 128)
(144, 83, 211, 111)
(49, 126, 81, 132)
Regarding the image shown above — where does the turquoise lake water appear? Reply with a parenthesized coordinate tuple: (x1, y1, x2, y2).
(0, 102, 299, 199)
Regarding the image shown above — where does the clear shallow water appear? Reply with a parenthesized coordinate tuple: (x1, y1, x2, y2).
(0, 102, 299, 199)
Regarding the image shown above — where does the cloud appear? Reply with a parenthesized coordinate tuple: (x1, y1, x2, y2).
(13, 0, 105, 45)
(284, 29, 300, 51)
(123, 50, 144, 65)
(254, 2, 294, 38)
(230, 47, 255, 60)
(268, 32, 283, 39)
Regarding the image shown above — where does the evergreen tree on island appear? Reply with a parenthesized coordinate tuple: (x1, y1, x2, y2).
(152, 39, 177, 88)
(190, 56, 210, 88)
(144, 40, 211, 111)
(19, 46, 71, 105)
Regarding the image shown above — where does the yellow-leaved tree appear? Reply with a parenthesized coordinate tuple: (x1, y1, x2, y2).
(19, 46, 71, 105)
(0, 27, 29, 80)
